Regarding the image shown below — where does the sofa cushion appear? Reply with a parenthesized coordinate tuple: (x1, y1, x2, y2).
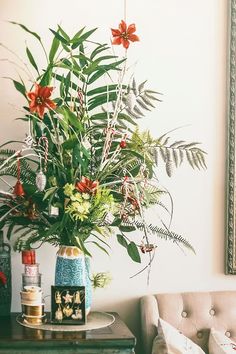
(209, 328, 236, 354)
(151, 318, 206, 354)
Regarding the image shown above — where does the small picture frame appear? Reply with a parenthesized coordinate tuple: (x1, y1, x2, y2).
(51, 286, 86, 325)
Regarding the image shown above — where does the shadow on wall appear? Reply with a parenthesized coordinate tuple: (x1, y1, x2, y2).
(95, 296, 143, 354)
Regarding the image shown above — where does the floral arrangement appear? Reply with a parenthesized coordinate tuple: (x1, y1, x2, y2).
(0, 20, 206, 273)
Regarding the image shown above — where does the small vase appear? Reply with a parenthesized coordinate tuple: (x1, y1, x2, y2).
(0, 231, 11, 317)
(55, 246, 92, 314)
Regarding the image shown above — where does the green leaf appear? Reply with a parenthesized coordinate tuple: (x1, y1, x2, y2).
(26, 47, 39, 73)
(90, 44, 109, 60)
(129, 164, 141, 177)
(6, 223, 15, 241)
(110, 218, 122, 226)
(59, 214, 69, 230)
(43, 187, 58, 201)
(90, 113, 109, 121)
(49, 29, 69, 45)
(90, 241, 109, 255)
(120, 149, 144, 162)
(88, 92, 117, 111)
(64, 71, 71, 96)
(13, 80, 26, 98)
(72, 145, 84, 168)
(58, 25, 70, 41)
(117, 234, 128, 248)
(87, 84, 126, 96)
(40, 67, 53, 86)
(9, 21, 41, 41)
(44, 222, 61, 238)
(23, 184, 37, 195)
(71, 28, 97, 49)
(71, 58, 82, 74)
(80, 145, 90, 159)
(60, 107, 84, 131)
(52, 73, 78, 91)
(78, 43, 88, 68)
(127, 242, 141, 263)
(62, 137, 79, 149)
(71, 27, 85, 42)
(88, 59, 125, 84)
(61, 42, 71, 53)
(75, 236, 92, 257)
(120, 225, 136, 232)
(15, 118, 29, 122)
(49, 35, 60, 63)
(94, 55, 118, 64)
(0, 221, 5, 230)
(87, 69, 108, 85)
(83, 62, 99, 75)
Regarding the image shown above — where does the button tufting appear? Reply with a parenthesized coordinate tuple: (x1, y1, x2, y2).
(197, 331, 203, 339)
(225, 331, 231, 338)
(182, 311, 188, 318)
(209, 309, 215, 316)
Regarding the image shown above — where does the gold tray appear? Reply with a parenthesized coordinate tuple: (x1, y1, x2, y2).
(16, 311, 115, 331)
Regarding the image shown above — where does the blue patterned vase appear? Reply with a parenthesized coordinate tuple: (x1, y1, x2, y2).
(55, 246, 92, 314)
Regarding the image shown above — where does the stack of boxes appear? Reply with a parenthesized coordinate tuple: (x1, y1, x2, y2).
(20, 250, 45, 325)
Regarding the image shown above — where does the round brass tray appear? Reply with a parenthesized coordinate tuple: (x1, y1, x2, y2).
(16, 311, 115, 331)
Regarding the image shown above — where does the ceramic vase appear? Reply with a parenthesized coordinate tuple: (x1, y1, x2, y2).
(55, 246, 92, 314)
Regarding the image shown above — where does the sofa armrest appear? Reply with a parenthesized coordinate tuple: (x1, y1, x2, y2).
(140, 295, 159, 354)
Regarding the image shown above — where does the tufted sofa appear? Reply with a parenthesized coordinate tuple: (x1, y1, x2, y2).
(140, 291, 236, 354)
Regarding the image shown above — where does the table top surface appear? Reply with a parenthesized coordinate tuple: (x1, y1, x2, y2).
(0, 312, 136, 349)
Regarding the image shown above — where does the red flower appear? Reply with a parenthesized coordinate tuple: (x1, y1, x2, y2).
(111, 20, 139, 49)
(27, 83, 56, 119)
(0, 271, 7, 286)
(75, 177, 99, 194)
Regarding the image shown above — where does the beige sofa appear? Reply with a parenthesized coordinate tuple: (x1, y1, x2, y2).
(140, 291, 236, 354)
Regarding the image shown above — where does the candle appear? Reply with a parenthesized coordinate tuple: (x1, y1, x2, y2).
(22, 274, 41, 288)
(24, 264, 39, 277)
(22, 250, 36, 265)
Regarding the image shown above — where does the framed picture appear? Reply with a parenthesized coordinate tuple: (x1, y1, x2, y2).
(51, 286, 86, 324)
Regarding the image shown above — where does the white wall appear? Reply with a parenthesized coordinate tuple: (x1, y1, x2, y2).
(0, 1, 230, 353)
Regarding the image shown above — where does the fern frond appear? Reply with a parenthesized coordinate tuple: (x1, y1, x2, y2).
(152, 137, 207, 174)
(122, 80, 161, 119)
(121, 220, 195, 253)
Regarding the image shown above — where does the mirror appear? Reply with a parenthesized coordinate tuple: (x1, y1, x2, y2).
(226, 0, 236, 273)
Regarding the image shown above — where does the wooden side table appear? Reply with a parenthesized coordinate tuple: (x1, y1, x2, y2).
(0, 312, 136, 353)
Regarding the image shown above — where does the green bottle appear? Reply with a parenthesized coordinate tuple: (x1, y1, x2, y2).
(0, 230, 11, 316)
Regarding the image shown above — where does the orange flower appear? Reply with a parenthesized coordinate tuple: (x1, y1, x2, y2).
(111, 20, 139, 49)
(27, 83, 56, 118)
(75, 177, 99, 194)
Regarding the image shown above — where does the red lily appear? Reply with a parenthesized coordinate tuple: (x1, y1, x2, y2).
(27, 83, 56, 118)
(0, 271, 7, 286)
(111, 20, 139, 49)
(75, 177, 99, 194)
